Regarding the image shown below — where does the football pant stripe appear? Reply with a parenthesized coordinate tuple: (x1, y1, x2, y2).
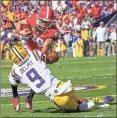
(46, 6, 49, 19)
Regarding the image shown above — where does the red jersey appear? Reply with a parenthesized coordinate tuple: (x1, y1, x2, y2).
(26, 13, 58, 51)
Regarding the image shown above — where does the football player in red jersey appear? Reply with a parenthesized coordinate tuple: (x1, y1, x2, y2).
(12, 5, 60, 111)
(16, 5, 59, 57)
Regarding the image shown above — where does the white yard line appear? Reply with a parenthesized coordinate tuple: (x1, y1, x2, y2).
(2, 73, 116, 83)
(65, 68, 116, 72)
(64, 73, 115, 80)
(1, 94, 116, 107)
(1, 59, 116, 68)
(94, 73, 115, 76)
(1, 101, 49, 106)
(84, 114, 112, 117)
(1, 68, 116, 79)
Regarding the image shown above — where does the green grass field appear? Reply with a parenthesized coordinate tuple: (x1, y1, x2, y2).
(1, 56, 116, 117)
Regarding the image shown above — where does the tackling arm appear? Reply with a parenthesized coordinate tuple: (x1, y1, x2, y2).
(41, 38, 59, 64)
(41, 38, 53, 54)
(9, 69, 20, 111)
(15, 19, 32, 36)
(15, 19, 27, 33)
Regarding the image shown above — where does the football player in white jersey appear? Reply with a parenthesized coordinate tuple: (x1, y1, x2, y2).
(8, 44, 112, 112)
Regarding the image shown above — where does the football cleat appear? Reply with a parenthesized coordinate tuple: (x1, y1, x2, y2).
(13, 97, 20, 111)
(25, 98, 32, 109)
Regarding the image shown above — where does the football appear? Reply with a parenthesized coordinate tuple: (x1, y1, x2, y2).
(47, 50, 59, 64)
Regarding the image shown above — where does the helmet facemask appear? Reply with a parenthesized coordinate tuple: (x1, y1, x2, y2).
(36, 17, 53, 32)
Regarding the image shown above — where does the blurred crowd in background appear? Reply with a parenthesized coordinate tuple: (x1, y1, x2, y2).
(1, 0, 117, 59)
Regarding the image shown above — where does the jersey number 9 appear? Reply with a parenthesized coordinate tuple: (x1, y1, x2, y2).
(26, 68, 45, 88)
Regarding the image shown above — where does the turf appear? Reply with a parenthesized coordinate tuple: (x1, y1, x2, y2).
(1, 56, 117, 117)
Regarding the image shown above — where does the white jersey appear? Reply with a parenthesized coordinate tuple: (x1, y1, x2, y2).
(10, 49, 60, 94)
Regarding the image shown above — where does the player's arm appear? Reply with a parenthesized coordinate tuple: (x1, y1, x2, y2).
(10, 75, 19, 98)
(15, 19, 32, 36)
(41, 27, 60, 54)
(41, 38, 59, 64)
(41, 38, 53, 54)
(9, 69, 20, 97)
(9, 69, 20, 111)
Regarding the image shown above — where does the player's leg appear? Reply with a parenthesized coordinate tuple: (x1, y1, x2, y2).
(65, 91, 95, 112)
(92, 96, 114, 109)
(54, 92, 79, 111)
(57, 82, 89, 104)
(54, 82, 95, 112)
(9, 73, 20, 111)
(53, 82, 78, 111)
(54, 91, 95, 112)
(67, 91, 111, 111)
(25, 89, 35, 109)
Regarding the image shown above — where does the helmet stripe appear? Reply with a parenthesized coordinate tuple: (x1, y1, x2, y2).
(12, 47, 24, 61)
(46, 6, 49, 19)
(13, 46, 24, 60)
(11, 48, 22, 61)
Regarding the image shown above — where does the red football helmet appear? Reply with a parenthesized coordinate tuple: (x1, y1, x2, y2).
(36, 6, 54, 32)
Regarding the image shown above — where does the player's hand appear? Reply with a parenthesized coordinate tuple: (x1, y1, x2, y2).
(41, 53, 47, 63)
(19, 29, 32, 36)
(18, 24, 33, 36)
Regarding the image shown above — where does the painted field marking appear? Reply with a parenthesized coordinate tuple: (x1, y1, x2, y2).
(1, 101, 49, 107)
(84, 114, 112, 117)
(1, 94, 116, 107)
(0, 85, 109, 98)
